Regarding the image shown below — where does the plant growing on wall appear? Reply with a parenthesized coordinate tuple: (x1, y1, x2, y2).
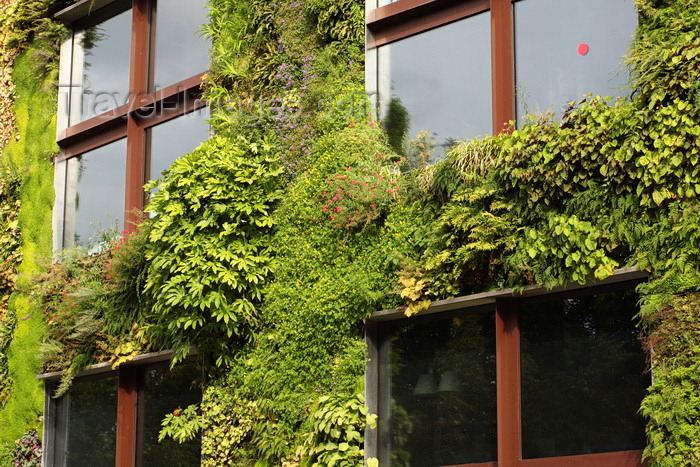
(0, 171, 21, 406)
(3, 0, 699, 465)
(144, 135, 282, 366)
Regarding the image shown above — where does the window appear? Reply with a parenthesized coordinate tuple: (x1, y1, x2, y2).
(365, 269, 650, 466)
(54, 0, 210, 249)
(376, 12, 492, 159)
(514, 0, 637, 119)
(366, 0, 637, 159)
(40, 352, 202, 467)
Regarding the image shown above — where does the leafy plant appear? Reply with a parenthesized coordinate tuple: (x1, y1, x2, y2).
(11, 429, 41, 467)
(200, 384, 262, 466)
(144, 135, 282, 366)
(319, 156, 403, 231)
(159, 404, 204, 444)
(0, 171, 21, 406)
(297, 393, 377, 467)
(640, 351, 700, 467)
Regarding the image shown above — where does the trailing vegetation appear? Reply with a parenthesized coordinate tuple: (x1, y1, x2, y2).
(144, 135, 282, 366)
(0, 0, 698, 465)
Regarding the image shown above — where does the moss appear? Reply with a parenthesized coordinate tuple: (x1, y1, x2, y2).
(0, 49, 57, 457)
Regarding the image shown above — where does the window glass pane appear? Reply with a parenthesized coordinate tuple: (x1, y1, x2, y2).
(152, 0, 209, 89)
(378, 309, 497, 466)
(141, 364, 202, 466)
(64, 139, 127, 248)
(71, 8, 132, 124)
(148, 107, 210, 181)
(520, 283, 649, 459)
(377, 13, 492, 161)
(515, 0, 637, 120)
(54, 375, 118, 467)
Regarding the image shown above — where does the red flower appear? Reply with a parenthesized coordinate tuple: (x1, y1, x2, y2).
(173, 408, 181, 417)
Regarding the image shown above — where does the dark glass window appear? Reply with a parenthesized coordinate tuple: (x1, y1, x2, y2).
(514, 0, 637, 119)
(520, 285, 649, 459)
(378, 309, 497, 466)
(148, 107, 210, 181)
(377, 12, 492, 161)
(71, 7, 132, 124)
(141, 364, 202, 466)
(64, 139, 127, 247)
(151, 0, 210, 89)
(54, 375, 118, 467)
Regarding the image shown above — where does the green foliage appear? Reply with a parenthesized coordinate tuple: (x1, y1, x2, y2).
(11, 429, 42, 467)
(297, 393, 376, 467)
(497, 96, 700, 211)
(419, 178, 519, 297)
(304, 0, 364, 44)
(159, 404, 205, 444)
(640, 351, 700, 467)
(33, 228, 151, 396)
(4, 0, 698, 465)
(634, 202, 700, 283)
(144, 135, 282, 366)
(196, 123, 418, 465)
(507, 214, 618, 287)
(319, 154, 403, 231)
(199, 381, 262, 466)
(631, 1, 700, 107)
(0, 171, 22, 406)
(0, 47, 57, 459)
(0, 0, 68, 57)
(37, 247, 111, 373)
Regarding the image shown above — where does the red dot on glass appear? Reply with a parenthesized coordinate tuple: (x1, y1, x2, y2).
(578, 43, 589, 56)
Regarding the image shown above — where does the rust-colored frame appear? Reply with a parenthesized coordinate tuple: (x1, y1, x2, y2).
(56, 0, 207, 232)
(365, 271, 647, 466)
(366, 0, 515, 135)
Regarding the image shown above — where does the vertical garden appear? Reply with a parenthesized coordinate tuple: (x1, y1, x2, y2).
(0, 0, 699, 465)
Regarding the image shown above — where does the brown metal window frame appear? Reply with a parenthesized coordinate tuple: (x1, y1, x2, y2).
(39, 350, 200, 467)
(365, 267, 648, 467)
(55, 0, 208, 234)
(366, 0, 516, 139)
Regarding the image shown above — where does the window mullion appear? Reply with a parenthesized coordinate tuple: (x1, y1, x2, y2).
(495, 298, 521, 467)
(115, 366, 140, 467)
(124, 0, 151, 230)
(490, 0, 515, 134)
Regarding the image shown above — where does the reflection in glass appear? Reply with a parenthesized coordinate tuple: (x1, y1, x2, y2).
(141, 364, 202, 466)
(54, 375, 118, 467)
(378, 309, 497, 466)
(520, 284, 649, 459)
(71, 8, 132, 124)
(515, 0, 637, 120)
(148, 107, 210, 181)
(64, 139, 127, 248)
(152, 0, 210, 89)
(377, 13, 492, 162)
